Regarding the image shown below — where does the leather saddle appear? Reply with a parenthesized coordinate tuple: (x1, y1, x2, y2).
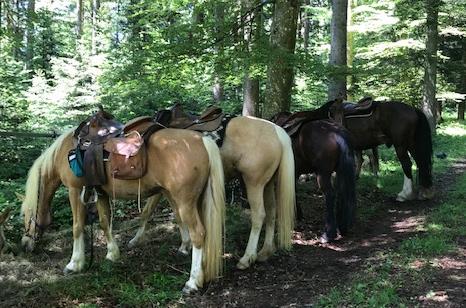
(164, 103, 225, 132)
(340, 97, 375, 117)
(73, 107, 150, 190)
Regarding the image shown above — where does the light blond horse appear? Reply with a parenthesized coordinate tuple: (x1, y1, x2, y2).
(21, 127, 225, 293)
(129, 116, 296, 270)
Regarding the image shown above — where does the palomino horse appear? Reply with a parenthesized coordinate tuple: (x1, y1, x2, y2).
(271, 112, 356, 243)
(21, 112, 225, 293)
(129, 115, 296, 270)
(329, 99, 433, 201)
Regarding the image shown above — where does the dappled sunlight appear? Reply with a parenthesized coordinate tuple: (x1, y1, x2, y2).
(392, 215, 426, 233)
(418, 290, 449, 303)
(359, 233, 396, 248)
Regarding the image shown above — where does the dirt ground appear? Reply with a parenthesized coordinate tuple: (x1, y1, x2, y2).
(0, 161, 465, 307)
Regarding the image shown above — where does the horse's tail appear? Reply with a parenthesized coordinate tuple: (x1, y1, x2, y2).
(413, 109, 433, 188)
(335, 133, 357, 234)
(273, 125, 296, 250)
(201, 136, 226, 282)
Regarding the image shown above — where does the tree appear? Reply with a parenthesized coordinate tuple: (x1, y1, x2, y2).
(26, 0, 35, 71)
(77, 0, 84, 40)
(263, 0, 299, 118)
(90, 0, 100, 55)
(327, 0, 348, 101)
(422, 0, 442, 133)
(242, 0, 261, 116)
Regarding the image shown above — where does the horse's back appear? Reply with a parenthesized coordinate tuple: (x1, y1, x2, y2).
(221, 116, 283, 178)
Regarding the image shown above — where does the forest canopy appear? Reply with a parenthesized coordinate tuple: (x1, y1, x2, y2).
(0, 0, 465, 130)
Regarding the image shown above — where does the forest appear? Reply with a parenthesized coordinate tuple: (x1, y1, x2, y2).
(0, 0, 466, 307)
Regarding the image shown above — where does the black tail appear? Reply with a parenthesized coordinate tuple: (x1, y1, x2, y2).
(335, 134, 357, 235)
(413, 109, 433, 188)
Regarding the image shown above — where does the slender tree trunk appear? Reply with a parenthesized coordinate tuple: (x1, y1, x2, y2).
(77, 0, 84, 40)
(328, 0, 348, 101)
(212, 3, 225, 104)
(422, 0, 441, 133)
(347, 0, 356, 100)
(242, 0, 261, 116)
(263, 0, 299, 118)
(26, 0, 35, 71)
(458, 41, 466, 121)
(302, 0, 310, 53)
(90, 0, 100, 55)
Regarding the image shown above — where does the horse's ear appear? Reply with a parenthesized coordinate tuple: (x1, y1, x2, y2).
(0, 208, 12, 224)
(15, 192, 25, 202)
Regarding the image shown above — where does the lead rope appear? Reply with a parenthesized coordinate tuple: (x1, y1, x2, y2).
(138, 179, 141, 213)
(111, 172, 116, 231)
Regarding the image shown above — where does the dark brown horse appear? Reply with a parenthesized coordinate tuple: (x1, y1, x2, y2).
(272, 112, 356, 243)
(329, 99, 433, 201)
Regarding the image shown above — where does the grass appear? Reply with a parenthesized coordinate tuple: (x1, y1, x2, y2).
(316, 117, 466, 307)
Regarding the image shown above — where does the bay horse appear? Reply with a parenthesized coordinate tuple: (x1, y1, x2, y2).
(20, 111, 225, 293)
(328, 99, 434, 201)
(271, 112, 356, 243)
(129, 115, 296, 270)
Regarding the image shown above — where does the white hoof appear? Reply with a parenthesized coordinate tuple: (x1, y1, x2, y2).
(182, 280, 199, 294)
(237, 254, 257, 270)
(106, 243, 120, 262)
(21, 235, 35, 252)
(64, 259, 85, 274)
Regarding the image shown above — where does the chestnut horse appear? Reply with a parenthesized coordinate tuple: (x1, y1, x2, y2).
(129, 116, 296, 270)
(271, 112, 356, 242)
(21, 115, 225, 293)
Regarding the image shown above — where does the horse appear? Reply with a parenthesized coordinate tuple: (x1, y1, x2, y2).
(20, 109, 226, 293)
(271, 112, 356, 243)
(328, 99, 434, 201)
(129, 115, 296, 270)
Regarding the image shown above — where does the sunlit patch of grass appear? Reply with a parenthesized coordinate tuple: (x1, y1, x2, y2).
(400, 235, 454, 257)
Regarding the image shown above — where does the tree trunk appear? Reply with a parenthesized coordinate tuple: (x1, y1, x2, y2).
(242, 0, 261, 116)
(90, 0, 100, 55)
(212, 3, 225, 104)
(459, 41, 466, 121)
(26, 0, 35, 71)
(77, 0, 84, 40)
(263, 0, 299, 119)
(328, 0, 348, 101)
(302, 0, 310, 52)
(347, 0, 356, 100)
(422, 0, 441, 133)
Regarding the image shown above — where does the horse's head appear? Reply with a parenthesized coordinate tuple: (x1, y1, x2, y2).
(21, 131, 69, 252)
(0, 208, 12, 253)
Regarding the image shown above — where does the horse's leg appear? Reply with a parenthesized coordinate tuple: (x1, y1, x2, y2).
(395, 146, 415, 201)
(96, 196, 120, 261)
(354, 150, 363, 179)
(128, 194, 162, 248)
(175, 199, 206, 293)
(318, 173, 337, 243)
(257, 180, 277, 262)
(177, 221, 192, 255)
(371, 147, 380, 177)
(64, 187, 87, 274)
(237, 180, 265, 270)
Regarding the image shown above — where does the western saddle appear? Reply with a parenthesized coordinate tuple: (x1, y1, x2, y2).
(73, 106, 152, 206)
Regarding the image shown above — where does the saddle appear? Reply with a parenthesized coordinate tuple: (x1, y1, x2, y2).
(152, 103, 229, 146)
(167, 103, 224, 132)
(72, 108, 151, 197)
(341, 97, 375, 118)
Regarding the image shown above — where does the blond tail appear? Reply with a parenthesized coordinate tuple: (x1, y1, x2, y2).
(201, 136, 226, 282)
(273, 125, 296, 250)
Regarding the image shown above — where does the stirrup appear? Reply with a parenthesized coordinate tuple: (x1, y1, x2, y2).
(80, 186, 98, 205)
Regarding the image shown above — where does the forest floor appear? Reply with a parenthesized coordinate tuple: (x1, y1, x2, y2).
(0, 160, 465, 307)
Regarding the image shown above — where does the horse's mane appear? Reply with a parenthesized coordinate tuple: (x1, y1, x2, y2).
(21, 129, 74, 215)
